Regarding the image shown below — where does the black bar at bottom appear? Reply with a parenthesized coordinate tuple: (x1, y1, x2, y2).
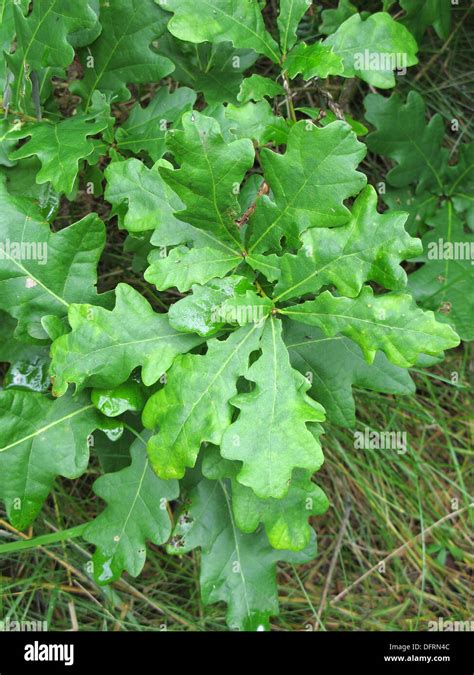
(0, 630, 471, 673)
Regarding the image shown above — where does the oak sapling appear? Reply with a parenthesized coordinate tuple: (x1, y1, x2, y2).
(0, 0, 467, 630)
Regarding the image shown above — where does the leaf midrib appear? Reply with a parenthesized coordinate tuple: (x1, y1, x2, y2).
(281, 305, 445, 339)
(0, 404, 94, 453)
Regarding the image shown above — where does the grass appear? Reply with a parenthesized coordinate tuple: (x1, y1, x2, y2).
(1, 2, 473, 632)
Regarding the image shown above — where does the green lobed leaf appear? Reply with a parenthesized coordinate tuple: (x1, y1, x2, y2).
(280, 285, 460, 367)
(85, 433, 179, 583)
(0, 184, 109, 342)
(224, 100, 291, 146)
(249, 185, 422, 301)
(247, 120, 367, 252)
(159, 111, 254, 252)
(167, 473, 316, 630)
(221, 319, 325, 499)
(8, 93, 111, 193)
(284, 321, 416, 427)
(104, 158, 186, 234)
(157, 35, 258, 106)
(0, 390, 101, 530)
(5, 0, 99, 111)
(145, 245, 243, 293)
(115, 86, 197, 161)
(143, 323, 264, 480)
(168, 276, 272, 337)
(49, 283, 202, 395)
(232, 472, 327, 551)
(157, 0, 281, 64)
(324, 12, 418, 88)
(365, 91, 447, 194)
(237, 75, 285, 103)
(10, 0, 99, 68)
(203, 446, 329, 551)
(72, 0, 174, 107)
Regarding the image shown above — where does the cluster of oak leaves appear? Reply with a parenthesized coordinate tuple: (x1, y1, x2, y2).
(0, 1, 472, 630)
